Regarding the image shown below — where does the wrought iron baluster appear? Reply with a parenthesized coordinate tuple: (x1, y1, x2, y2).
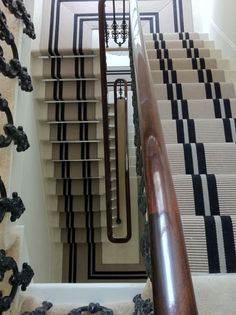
(0, 10, 33, 91)
(133, 294, 154, 315)
(21, 301, 53, 315)
(0, 176, 25, 223)
(0, 95, 30, 150)
(1, 0, 36, 39)
(104, 0, 128, 47)
(67, 303, 113, 315)
(0, 249, 34, 314)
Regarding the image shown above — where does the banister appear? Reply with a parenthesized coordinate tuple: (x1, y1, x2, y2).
(129, 0, 198, 314)
(113, 78, 132, 241)
(98, 1, 131, 243)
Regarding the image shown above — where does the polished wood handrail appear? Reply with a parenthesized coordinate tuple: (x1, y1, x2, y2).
(114, 78, 132, 241)
(99, 1, 131, 243)
(129, 0, 198, 314)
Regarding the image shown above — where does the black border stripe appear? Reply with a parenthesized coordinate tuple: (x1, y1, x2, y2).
(192, 175, 205, 215)
(204, 217, 220, 273)
(207, 175, 220, 215)
(221, 216, 236, 273)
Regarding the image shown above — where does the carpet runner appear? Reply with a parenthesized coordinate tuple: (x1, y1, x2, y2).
(35, 55, 145, 283)
(33, 31, 236, 284)
(145, 32, 236, 273)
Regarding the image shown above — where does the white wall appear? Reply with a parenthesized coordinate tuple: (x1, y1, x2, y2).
(192, 0, 236, 69)
(9, 0, 52, 282)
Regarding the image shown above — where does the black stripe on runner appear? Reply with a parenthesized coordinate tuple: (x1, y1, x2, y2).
(164, 49, 169, 58)
(192, 58, 197, 69)
(178, 0, 185, 32)
(61, 161, 65, 179)
(168, 59, 173, 70)
(192, 175, 205, 215)
(194, 49, 199, 58)
(197, 70, 204, 82)
(213, 99, 221, 118)
(204, 216, 220, 273)
(51, 58, 56, 79)
(172, 70, 177, 83)
(48, 0, 55, 56)
(214, 82, 222, 98)
(171, 100, 178, 119)
(182, 100, 189, 119)
(206, 69, 213, 82)
(176, 120, 184, 143)
(62, 123, 67, 141)
(167, 84, 174, 100)
(173, 0, 178, 32)
(224, 99, 232, 118)
(163, 71, 169, 84)
(223, 119, 233, 142)
(188, 119, 196, 142)
(161, 41, 166, 49)
(159, 59, 165, 70)
(200, 58, 206, 69)
(154, 41, 159, 49)
(156, 49, 161, 58)
(186, 49, 192, 58)
(205, 83, 213, 99)
(183, 144, 194, 174)
(57, 123, 61, 141)
(59, 81, 63, 100)
(176, 83, 183, 99)
(196, 143, 207, 174)
(221, 216, 236, 272)
(189, 40, 194, 48)
(207, 175, 220, 215)
(59, 143, 63, 160)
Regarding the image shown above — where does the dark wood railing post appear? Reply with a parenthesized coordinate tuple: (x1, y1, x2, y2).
(114, 79, 132, 239)
(129, 0, 198, 313)
(98, 1, 131, 243)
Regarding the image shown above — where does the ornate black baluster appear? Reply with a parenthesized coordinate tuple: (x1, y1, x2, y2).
(67, 303, 113, 315)
(0, 95, 30, 151)
(0, 249, 34, 314)
(105, 0, 128, 47)
(0, 10, 33, 91)
(1, 0, 36, 39)
(0, 176, 25, 223)
(21, 301, 53, 315)
(133, 294, 154, 315)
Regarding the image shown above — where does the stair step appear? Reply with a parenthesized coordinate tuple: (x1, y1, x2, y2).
(157, 99, 236, 119)
(144, 32, 208, 41)
(149, 57, 230, 71)
(46, 178, 106, 195)
(166, 143, 236, 175)
(32, 56, 95, 79)
(145, 40, 215, 50)
(147, 48, 222, 59)
(161, 118, 236, 144)
(153, 82, 236, 100)
(173, 174, 236, 216)
(151, 70, 236, 84)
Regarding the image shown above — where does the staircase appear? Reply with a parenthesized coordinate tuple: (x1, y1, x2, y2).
(33, 55, 145, 283)
(144, 32, 236, 274)
(16, 30, 236, 314)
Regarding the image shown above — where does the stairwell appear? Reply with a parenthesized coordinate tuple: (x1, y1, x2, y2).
(6, 1, 236, 314)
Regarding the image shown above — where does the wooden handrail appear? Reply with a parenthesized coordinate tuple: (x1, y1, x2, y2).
(129, 0, 198, 314)
(98, 1, 131, 243)
(114, 78, 132, 241)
